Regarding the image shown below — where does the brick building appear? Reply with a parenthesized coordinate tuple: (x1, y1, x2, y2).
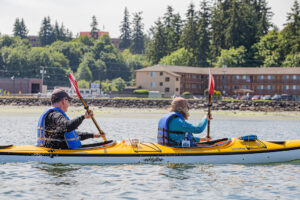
(0, 78, 42, 94)
(136, 65, 300, 97)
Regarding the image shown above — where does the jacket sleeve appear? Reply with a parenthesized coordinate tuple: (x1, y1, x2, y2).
(77, 132, 95, 141)
(169, 117, 208, 134)
(49, 112, 85, 132)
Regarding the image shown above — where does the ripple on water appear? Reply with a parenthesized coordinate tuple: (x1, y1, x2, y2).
(0, 113, 300, 199)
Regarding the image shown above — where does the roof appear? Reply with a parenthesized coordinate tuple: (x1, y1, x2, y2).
(136, 66, 180, 77)
(135, 64, 300, 75)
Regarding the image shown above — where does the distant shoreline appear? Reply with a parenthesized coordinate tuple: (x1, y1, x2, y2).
(0, 97, 300, 113)
(1, 105, 300, 121)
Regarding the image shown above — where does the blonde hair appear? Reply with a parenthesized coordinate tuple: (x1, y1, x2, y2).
(169, 97, 189, 119)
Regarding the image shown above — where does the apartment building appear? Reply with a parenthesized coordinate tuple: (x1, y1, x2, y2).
(136, 65, 300, 97)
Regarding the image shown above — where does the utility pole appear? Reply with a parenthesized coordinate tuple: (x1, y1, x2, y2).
(40, 66, 45, 85)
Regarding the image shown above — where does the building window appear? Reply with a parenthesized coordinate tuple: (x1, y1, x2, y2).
(267, 75, 274, 80)
(222, 85, 228, 89)
(159, 82, 163, 86)
(176, 88, 179, 91)
(181, 74, 185, 78)
(292, 85, 299, 90)
(283, 75, 289, 80)
(150, 82, 155, 87)
(283, 85, 289, 90)
(191, 84, 197, 89)
(293, 75, 299, 80)
(258, 75, 264, 80)
(258, 85, 264, 90)
(165, 88, 170, 92)
(192, 74, 197, 79)
(180, 83, 184, 88)
(160, 72, 163, 76)
(150, 72, 155, 77)
(176, 77, 179, 81)
(234, 86, 239, 89)
(234, 75, 240, 80)
(241, 85, 249, 89)
(266, 85, 273, 90)
(165, 77, 170, 82)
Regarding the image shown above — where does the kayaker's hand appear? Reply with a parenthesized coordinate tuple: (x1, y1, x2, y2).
(206, 113, 213, 120)
(94, 132, 106, 138)
(85, 110, 94, 119)
(201, 136, 212, 142)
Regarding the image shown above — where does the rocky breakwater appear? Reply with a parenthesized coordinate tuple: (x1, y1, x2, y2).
(1, 97, 300, 112)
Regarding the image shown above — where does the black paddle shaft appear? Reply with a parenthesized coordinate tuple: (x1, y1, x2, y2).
(207, 95, 212, 137)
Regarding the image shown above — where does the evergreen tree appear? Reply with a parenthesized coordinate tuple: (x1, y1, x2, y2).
(90, 15, 99, 40)
(53, 21, 61, 41)
(210, 0, 231, 58)
(119, 7, 131, 50)
(224, 0, 242, 48)
(163, 6, 182, 54)
(13, 18, 28, 39)
(285, 0, 300, 35)
(281, 0, 300, 55)
(39, 16, 55, 46)
(130, 12, 145, 54)
(180, 3, 199, 66)
(256, 0, 273, 39)
(196, 0, 211, 67)
(148, 18, 168, 64)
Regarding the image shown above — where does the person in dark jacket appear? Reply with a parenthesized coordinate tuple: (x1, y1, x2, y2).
(37, 89, 105, 149)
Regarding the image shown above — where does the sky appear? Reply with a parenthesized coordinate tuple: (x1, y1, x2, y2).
(0, 0, 296, 38)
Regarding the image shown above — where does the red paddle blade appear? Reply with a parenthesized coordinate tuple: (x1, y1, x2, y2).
(68, 73, 82, 98)
(208, 69, 215, 95)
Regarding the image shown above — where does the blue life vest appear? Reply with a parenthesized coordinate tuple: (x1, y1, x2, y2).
(157, 112, 195, 146)
(37, 107, 82, 149)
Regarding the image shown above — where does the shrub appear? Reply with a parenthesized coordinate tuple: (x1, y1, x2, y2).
(182, 91, 192, 99)
(133, 89, 149, 95)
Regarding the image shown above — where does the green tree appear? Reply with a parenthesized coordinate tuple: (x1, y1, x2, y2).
(90, 15, 99, 40)
(101, 80, 113, 92)
(119, 7, 131, 50)
(77, 80, 90, 88)
(281, 0, 300, 55)
(112, 77, 126, 91)
(159, 48, 193, 66)
(121, 49, 149, 79)
(130, 12, 145, 54)
(78, 35, 94, 46)
(215, 46, 247, 67)
(76, 62, 93, 81)
(282, 53, 300, 67)
(93, 34, 130, 80)
(13, 18, 28, 39)
(196, 0, 211, 66)
(39, 16, 55, 46)
(163, 6, 182, 54)
(50, 41, 83, 72)
(148, 18, 168, 64)
(180, 3, 198, 66)
(254, 30, 283, 67)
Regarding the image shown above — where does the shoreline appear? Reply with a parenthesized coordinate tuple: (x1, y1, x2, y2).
(1, 105, 300, 120)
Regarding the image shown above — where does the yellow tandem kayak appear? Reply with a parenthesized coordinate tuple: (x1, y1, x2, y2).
(1, 137, 300, 164)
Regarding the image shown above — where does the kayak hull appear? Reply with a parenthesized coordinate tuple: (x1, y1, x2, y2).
(1, 138, 300, 164)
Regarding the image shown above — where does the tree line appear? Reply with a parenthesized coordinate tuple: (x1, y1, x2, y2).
(142, 0, 299, 67)
(0, 0, 299, 92)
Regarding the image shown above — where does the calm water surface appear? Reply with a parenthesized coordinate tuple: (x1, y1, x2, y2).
(0, 109, 300, 200)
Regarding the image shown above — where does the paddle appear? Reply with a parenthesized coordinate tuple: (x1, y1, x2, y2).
(207, 69, 215, 138)
(68, 73, 107, 141)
